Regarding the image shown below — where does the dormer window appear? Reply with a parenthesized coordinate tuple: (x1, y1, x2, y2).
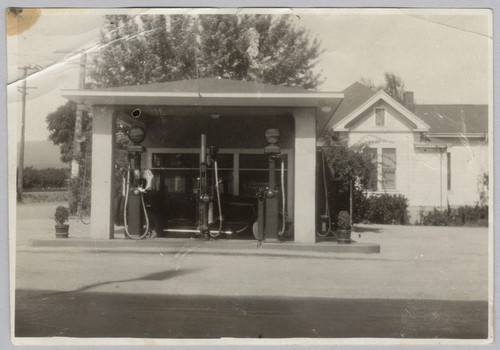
(375, 108, 385, 126)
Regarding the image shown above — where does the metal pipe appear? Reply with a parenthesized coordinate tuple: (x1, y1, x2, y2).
(164, 228, 233, 235)
(269, 156, 276, 189)
(199, 133, 208, 234)
(200, 134, 206, 164)
(279, 156, 286, 236)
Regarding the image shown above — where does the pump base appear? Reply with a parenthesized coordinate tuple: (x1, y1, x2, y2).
(260, 236, 284, 244)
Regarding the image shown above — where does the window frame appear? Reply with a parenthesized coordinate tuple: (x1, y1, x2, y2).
(381, 147, 397, 190)
(364, 147, 378, 191)
(375, 107, 386, 127)
(447, 152, 451, 191)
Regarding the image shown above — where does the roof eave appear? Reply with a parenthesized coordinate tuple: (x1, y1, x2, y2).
(428, 132, 488, 138)
(414, 143, 449, 149)
(61, 89, 344, 108)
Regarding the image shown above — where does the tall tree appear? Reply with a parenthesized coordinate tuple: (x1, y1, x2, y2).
(382, 72, 405, 103)
(89, 14, 323, 89)
(46, 101, 92, 214)
(321, 132, 377, 223)
(46, 101, 92, 163)
(359, 72, 407, 103)
(50, 14, 324, 213)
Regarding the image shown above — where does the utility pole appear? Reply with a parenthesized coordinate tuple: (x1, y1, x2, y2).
(70, 52, 87, 178)
(17, 66, 37, 202)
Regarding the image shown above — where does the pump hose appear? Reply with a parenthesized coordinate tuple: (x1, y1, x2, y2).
(316, 150, 334, 237)
(123, 166, 150, 240)
(212, 159, 223, 237)
(278, 157, 286, 237)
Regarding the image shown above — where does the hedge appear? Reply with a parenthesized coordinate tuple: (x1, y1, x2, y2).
(419, 205, 488, 226)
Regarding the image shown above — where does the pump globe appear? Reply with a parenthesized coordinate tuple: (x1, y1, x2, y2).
(265, 128, 280, 145)
(128, 126, 146, 144)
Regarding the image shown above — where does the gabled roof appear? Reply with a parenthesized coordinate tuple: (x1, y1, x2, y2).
(327, 81, 488, 135)
(323, 82, 377, 132)
(331, 84, 429, 132)
(94, 77, 315, 94)
(413, 104, 488, 134)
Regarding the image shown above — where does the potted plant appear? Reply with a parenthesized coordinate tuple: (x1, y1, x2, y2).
(336, 211, 351, 244)
(54, 206, 70, 238)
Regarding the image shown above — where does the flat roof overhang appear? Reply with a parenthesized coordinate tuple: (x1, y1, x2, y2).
(61, 90, 344, 109)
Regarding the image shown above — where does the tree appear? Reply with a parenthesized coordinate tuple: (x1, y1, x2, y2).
(321, 132, 377, 222)
(383, 72, 405, 104)
(46, 101, 92, 214)
(359, 72, 406, 103)
(49, 14, 324, 214)
(89, 14, 323, 89)
(46, 101, 91, 163)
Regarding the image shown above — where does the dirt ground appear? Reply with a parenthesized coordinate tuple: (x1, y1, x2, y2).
(14, 201, 490, 302)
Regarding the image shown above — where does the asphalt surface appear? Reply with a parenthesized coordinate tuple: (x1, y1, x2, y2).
(16, 290, 488, 339)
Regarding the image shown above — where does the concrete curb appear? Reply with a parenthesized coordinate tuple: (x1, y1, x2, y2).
(25, 237, 381, 255)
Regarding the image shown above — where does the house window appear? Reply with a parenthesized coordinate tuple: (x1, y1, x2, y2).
(375, 108, 385, 126)
(447, 152, 451, 190)
(382, 148, 396, 189)
(364, 148, 378, 191)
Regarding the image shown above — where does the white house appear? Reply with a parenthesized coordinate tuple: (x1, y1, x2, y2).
(327, 82, 489, 222)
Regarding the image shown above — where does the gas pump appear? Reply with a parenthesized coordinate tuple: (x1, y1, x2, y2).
(196, 134, 225, 239)
(123, 126, 154, 239)
(197, 134, 210, 237)
(255, 128, 286, 243)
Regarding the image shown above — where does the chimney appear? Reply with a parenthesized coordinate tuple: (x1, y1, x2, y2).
(403, 91, 415, 112)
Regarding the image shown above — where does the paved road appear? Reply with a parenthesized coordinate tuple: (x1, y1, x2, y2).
(16, 289, 488, 339)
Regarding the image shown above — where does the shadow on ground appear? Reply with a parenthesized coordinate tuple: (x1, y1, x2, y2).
(15, 290, 488, 340)
(352, 226, 382, 233)
(27, 268, 201, 301)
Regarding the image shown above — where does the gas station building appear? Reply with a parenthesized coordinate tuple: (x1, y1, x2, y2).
(63, 78, 343, 244)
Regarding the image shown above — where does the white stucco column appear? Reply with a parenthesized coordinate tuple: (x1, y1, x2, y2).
(293, 108, 317, 244)
(90, 106, 116, 239)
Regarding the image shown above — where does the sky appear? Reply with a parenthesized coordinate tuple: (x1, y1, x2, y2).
(6, 8, 492, 142)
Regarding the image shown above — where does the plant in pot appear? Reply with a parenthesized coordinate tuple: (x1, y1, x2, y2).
(336, 211, 352, 244)
(54, 206, 70, 238)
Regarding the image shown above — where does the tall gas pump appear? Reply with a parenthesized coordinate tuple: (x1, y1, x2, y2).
(196, 134, 225, 239)
(123, 126, 153, 239)
(197, 134, 210, 237)
(255, 128, 286, 243)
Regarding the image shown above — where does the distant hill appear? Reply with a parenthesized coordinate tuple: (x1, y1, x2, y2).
(23, 141, 68, 169)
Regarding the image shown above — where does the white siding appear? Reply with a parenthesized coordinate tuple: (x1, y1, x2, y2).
(340, 99, 488, 223)
(444, 139, 488, 206)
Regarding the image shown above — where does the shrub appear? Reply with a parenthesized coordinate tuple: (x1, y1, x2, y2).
(337, 211, 351, 230)
(54, 206, 69, 225)
(420, 208, 449, 226)
(363, 194, 409, 224)
(69, 176, 91, 215)
(419, 204, 488, 226)
(23, 166, 69, 190)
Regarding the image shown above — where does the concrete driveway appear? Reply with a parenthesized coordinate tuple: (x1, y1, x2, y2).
(14, 202, 490, 302)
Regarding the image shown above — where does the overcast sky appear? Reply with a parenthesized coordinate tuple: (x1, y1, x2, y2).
(7, 8, 492, 142)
